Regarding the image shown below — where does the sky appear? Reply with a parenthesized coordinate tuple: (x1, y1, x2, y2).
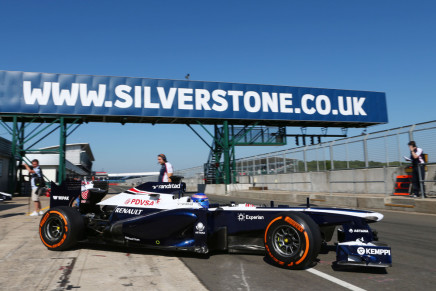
(0, 0, 435, 172)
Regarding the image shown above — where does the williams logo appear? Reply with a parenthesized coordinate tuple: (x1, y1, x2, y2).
(195, 222, 206, 235)
(196, 222, 205, 231)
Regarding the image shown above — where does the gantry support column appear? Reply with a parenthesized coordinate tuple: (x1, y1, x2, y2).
(58, 117, 67, 184)
(222, 121, 231, 184)
(8, 116, 18, 194)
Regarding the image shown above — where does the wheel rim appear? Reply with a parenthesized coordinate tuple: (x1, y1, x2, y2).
(272, 225, 301, 257)
(45, 216, 64, 242)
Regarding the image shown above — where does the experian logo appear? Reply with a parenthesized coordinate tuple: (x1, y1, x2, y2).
(237, 213, 264, 221)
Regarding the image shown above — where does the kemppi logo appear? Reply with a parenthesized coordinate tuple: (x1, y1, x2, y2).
(357, 247, 391, 256)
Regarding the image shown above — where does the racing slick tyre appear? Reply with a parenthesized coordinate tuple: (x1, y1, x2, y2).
(39, 206, 84, 251)
(264, 212, 321, 269)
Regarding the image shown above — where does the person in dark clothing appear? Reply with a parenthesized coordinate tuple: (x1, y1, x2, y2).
(23, 159, 45, 216)
(408, 141, 426, 198)
(157, 154, 173, 182)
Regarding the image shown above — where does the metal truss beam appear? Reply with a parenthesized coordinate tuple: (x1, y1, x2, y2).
(3, 115, 82, 194)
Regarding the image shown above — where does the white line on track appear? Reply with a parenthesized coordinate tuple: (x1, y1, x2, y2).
(240, 262, 250, 291)
(306, 268, 366, 291)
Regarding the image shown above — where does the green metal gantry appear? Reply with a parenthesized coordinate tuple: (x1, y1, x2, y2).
(188, 121, 286, 185)
(0, 115, 81, 194)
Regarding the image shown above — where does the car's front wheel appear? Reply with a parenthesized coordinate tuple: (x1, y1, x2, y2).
(264, 212, 321, 269)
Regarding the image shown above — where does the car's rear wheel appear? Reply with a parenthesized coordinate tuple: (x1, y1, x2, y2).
(39, 206, 84, 251)
(264, 212, 321, 269)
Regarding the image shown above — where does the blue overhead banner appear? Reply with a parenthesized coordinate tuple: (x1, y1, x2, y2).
(0, 71, 388, 125)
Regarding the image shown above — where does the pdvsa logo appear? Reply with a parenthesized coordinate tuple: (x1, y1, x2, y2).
(125, 198, 131, 204)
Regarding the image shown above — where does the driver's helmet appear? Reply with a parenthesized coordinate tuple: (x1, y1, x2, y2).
(191, 193, 209, 208)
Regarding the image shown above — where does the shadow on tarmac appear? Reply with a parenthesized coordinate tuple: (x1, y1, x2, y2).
(0, 203, 27, 212)
(331, 263, 388, 274)
(0, 212, 26, 218)
(77, 241, 212, 260)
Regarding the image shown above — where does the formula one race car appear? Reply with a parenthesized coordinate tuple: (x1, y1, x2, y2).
(39, 180, 392, 269)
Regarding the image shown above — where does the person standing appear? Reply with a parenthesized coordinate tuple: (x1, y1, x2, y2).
(157, 154, 173, 182)
(408, 141, 426, 198)
(24, 159, 45, 216)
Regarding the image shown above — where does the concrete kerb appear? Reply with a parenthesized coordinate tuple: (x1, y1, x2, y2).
(206, 189, 436, 214)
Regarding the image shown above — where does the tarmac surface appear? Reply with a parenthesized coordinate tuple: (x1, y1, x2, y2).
(1, 186, 436, 290)
(187, 194, 436, 291)
(0, 195, 206, 291)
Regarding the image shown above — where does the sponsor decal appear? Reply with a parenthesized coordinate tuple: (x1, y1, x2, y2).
(244, 203, 255, 207)
(125, 198, 155, 206)
(237, 213, 264, 222)
(284, 217, 304, 232)
(155, 240, 160, 245)
(81, 190, 89, 200)
(357, 247, 391, 256)
(196, 222, 205, 231)
(125, 236, 140, 242)
(152, 184, 181, 189)
(349, 229, 369, 233)
(177, 202, 194, 206)
(115, 207, 144, 215)
(53, 196, 69, 201)
(195, 222, 206, 235)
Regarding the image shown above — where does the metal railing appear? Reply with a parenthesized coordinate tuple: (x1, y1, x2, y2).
(175, 121, 436, 196)
(233, 121, 436, 176)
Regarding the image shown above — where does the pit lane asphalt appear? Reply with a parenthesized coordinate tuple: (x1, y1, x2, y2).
(3, 185, 434, 290)
(182, 194, 436, 291)
(113, 185, 436, 290)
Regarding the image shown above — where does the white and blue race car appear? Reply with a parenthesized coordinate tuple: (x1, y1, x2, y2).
(39, 179, 392, 270)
